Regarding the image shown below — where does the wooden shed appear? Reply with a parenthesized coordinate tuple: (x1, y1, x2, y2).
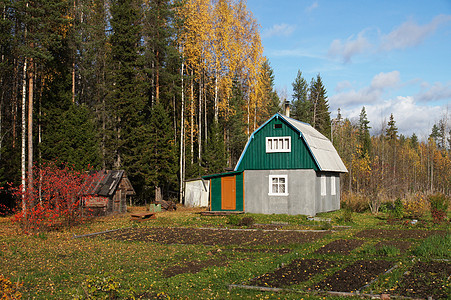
(81, 170, 135, 215)
(203, 113, 347, 216)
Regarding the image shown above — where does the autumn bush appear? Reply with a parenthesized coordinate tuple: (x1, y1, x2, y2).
(402, 193, 429, 219)
(341, 192, 368, 213)
(428, 193, 449, 223)
(10, 161, 98, 232)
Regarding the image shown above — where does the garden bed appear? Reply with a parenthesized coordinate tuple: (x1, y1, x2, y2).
(97, 227, 329, 246)
(315, 239, 364, 255)
(355, 229, 445, 240)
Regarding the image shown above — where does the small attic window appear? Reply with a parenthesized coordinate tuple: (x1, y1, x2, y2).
(266, 136, 291, 153)
(274, 123, 282, 129)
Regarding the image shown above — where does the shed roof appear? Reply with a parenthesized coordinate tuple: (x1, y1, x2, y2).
(82, 170, 136, 197)
(235, 113, 348, 173)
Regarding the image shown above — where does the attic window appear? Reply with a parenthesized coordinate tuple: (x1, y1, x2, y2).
(266, 136, 291, 153)
(274, 123, 282, 129)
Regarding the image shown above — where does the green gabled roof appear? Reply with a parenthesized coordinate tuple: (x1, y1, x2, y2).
(234, 113, 348, 173)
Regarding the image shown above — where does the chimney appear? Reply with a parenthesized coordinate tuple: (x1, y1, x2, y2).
(284, 100, 290, 117)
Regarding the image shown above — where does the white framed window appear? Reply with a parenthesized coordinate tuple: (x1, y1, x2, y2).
(321, 175, 327, 196)
(268, 175, 288, 196)
(331, 176, 336, 196)
(266, 136, 291, 153)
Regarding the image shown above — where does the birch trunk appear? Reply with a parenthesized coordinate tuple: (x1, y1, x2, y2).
(21, 59, 27, 214)
(179, 62, 185, 203)
(27, 58, 33, 198)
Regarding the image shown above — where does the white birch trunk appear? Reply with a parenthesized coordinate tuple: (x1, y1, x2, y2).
(21, 59, 27, 214)
(179, 62, 185, 203)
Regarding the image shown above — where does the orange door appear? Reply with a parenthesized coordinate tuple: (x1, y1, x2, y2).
(221, 176, 236, 210)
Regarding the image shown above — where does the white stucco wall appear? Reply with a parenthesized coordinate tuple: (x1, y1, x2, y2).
(244, 170, 340, 216)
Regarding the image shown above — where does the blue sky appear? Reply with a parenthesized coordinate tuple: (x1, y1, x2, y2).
(246, 0, 451, 139)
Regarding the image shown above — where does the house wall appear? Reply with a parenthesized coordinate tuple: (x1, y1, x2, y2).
(244, 170, 340, 216)
(315, 172, 341, 214)
(244, 169, 316, 216)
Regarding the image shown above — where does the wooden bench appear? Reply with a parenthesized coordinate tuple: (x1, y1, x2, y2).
(130, 212, 156, 222)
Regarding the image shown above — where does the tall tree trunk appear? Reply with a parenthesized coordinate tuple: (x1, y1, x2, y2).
(198, 75, 202, 166)
(214, 73, 218, 123)
(21, 59, 27, 214)
(179, 62, 185, 203)
(190, 69, 194, 164)
(27, 58, 33, 199)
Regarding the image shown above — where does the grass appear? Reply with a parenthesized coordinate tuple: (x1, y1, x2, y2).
(0, 206, 449, 299)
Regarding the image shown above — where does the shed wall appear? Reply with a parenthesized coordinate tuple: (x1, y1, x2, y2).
(209, 173, 244, 211)
(185, 180, 209, 207)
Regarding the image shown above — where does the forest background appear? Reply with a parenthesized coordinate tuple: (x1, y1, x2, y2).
(0, 0, 449, 213)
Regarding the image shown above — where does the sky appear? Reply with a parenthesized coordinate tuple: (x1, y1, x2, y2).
(245, 0, 451, 139)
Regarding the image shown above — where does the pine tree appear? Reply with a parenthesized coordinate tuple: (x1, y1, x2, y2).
(291, 69, 310, 122)
(258, 59, 280, 123)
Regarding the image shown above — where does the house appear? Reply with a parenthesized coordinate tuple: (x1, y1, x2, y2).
(202, 113, 348, 216)
(81, 170, 135, 215)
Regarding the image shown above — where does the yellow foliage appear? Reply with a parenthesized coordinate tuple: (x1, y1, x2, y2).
(402, 193, 430, 219)
(0, 275, 22, 299)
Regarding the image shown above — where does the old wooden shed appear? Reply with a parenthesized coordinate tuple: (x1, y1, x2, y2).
(81, 170, 135, 215)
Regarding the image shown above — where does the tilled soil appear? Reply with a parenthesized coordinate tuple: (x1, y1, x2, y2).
(249, 259, 338, 288)
(393, 261, 451, 299)
(311, 260, 395, 292)
(98, 227, 328, 246)
(162, 258, 227, 278)
(355, 229, 445, 240)
(315, 239, 364, 255)
(374, 240, 412, 253)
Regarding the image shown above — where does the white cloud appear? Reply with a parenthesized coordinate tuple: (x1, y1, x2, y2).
(262, 23, 296, 38)
(415, 81, 451, 103)
(330, 71, 400, 107)
(380, 15, 451, 51)
(306, 1, 318, 13)
(339, 96, 443, 138)
(335, 80, 352, 92)
(328, 31, 371, 63)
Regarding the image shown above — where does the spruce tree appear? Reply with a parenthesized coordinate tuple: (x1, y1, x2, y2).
(203, 121, 227, 174)
(109, 0, 144, 171)
(358, 106, 371, 157)
(309, 74, 331, 138)
(291, 69, 310, 122)
(386, 113, 398, 142)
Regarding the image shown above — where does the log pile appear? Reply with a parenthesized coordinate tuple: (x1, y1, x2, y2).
(155, 200, 177, 211)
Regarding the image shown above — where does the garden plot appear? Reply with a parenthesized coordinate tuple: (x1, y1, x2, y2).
(355, 229, 446, 239)
(393, 261, 451, 299)
(248, 258, 338, 288)
(311, 260, 395, 292)
(97, 227, 328, 246)
(314, 239, 364, 255)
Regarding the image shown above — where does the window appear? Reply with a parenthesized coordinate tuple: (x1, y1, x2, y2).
(274, 123, 282, 129)
(266, 136, 291, 153)
(269, 175, 288, 196)
(331, 176, 336, 196)
(321, 175, 327, 196)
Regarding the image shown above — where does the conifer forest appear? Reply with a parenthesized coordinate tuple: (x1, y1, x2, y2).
(0, 0, 449, 210)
